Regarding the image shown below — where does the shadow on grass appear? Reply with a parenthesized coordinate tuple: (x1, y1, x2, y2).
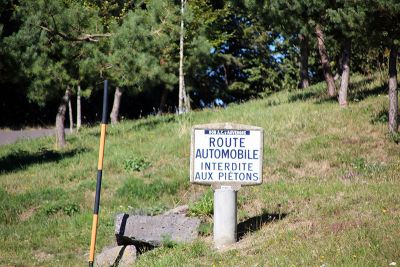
(88, 115, 177, 137)
(131, 115, 176, 131)
(0, 148, 89, 174)
(348, 76, 375, 89)
(237, 212, 287, 240)
(288, 77, 384, 105)
(349, 84, 386, 102)
(371, 108, 389, 124)
(288, 91, 320, 103)
(315, 80, 386, 105)
(314, 95, 338, 104)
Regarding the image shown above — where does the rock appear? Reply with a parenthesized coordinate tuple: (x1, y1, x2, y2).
(163, 205, 189, 215)
(115, 213, 200, 247)
(95, 245, 136, 267)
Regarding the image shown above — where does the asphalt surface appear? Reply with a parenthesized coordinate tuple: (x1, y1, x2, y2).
(0, 128, 55, 145)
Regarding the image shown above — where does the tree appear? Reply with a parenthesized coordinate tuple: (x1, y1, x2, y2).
(56, 88, 71, 147)
(68, 92, 73, 133)
(248, 0, 314, 89)
(106, 0, 179, 123)
(186, 1, 287, 106)
(337, 39, 350, 106)
(315, 23, 336, 97)
(110, 86, 123, 124)
(365, 0, 400, 133)
(77, 85, 82, 130)
(178, 0, 190, 114)
(388, 45, 398, 133)
(323, 3, 368, 106)
(6, 0, 104, 147)
(298, 34, 310, 88)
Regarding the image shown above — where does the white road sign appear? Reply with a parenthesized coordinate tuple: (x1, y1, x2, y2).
(190, 123, 263, 185)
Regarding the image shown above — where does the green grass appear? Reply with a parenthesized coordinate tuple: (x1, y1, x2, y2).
(0, 74, 399, 266)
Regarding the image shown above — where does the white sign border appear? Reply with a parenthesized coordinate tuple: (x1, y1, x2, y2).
(190, 123, 264, 186)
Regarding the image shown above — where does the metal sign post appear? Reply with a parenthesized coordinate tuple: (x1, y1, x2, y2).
(88, 80, 108, 267)
(190, 123, 264, 248)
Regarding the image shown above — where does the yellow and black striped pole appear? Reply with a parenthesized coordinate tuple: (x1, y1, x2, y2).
(88, 80, 108, 267)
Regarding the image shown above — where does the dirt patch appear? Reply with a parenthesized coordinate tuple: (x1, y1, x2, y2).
(35, 251, 54, 261)
(19, 206, 39, 222)
(290, 160, 332, 178)
(287, 219, 317, 233)
(328, 221, 362, 234)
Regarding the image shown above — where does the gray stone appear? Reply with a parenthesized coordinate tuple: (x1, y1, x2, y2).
(115, 213, 200, 247)
(95, 245, 136, 267)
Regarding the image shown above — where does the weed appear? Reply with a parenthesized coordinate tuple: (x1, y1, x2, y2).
(123, 157, 151, 172)
(388, 132, 400, 143)
(42, 201, 80, 216)
(161, 234, 177, 248)
(188, 189, 213, 217)
(198, 222, 212, 236)
(371, 107, 389, 124)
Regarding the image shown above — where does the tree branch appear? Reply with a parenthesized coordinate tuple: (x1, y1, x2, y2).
(38, 25, 111, 42)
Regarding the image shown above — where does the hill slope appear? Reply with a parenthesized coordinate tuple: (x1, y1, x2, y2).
(0, 75, 399, 266)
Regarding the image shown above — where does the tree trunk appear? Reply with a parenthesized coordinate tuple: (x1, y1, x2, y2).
(110, 86, 123, 124)
(184, 91, 191, 112)
(338, 39, 351, 107)
(315, 23, 336, 97)
(55, 88, 70, 148)
(299, 34, 310, 88)
(178, 0, 189, 114)
(68, 96, 73, 133)
(388, 45, 398, 133)
(158, 88, 169, 115)
(77, 84, 81, 131)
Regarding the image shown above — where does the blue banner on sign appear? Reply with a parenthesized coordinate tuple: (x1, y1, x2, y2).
(205, 129, 250, 135)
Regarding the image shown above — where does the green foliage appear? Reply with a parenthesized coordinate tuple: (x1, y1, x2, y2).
(388, 132, 400, 144)
(4, 0, 104, 105)
(42, 201, 80, 216)
(371, 107, 389, 124)
(161, 233, 177, 248)
(123, 157, 151, 172)
(3, 0, 399, 123)
(188, 189, 213, 217)
(198, 222, 212, 236)
(107, 0, 179, 92)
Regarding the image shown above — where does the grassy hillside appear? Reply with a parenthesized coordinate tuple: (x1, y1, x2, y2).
(0, 75, 399, 266)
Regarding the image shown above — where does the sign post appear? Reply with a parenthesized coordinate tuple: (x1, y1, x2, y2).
(190, 123, 263, 248)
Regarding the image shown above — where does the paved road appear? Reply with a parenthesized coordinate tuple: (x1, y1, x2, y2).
(0, 128, 55, 145)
